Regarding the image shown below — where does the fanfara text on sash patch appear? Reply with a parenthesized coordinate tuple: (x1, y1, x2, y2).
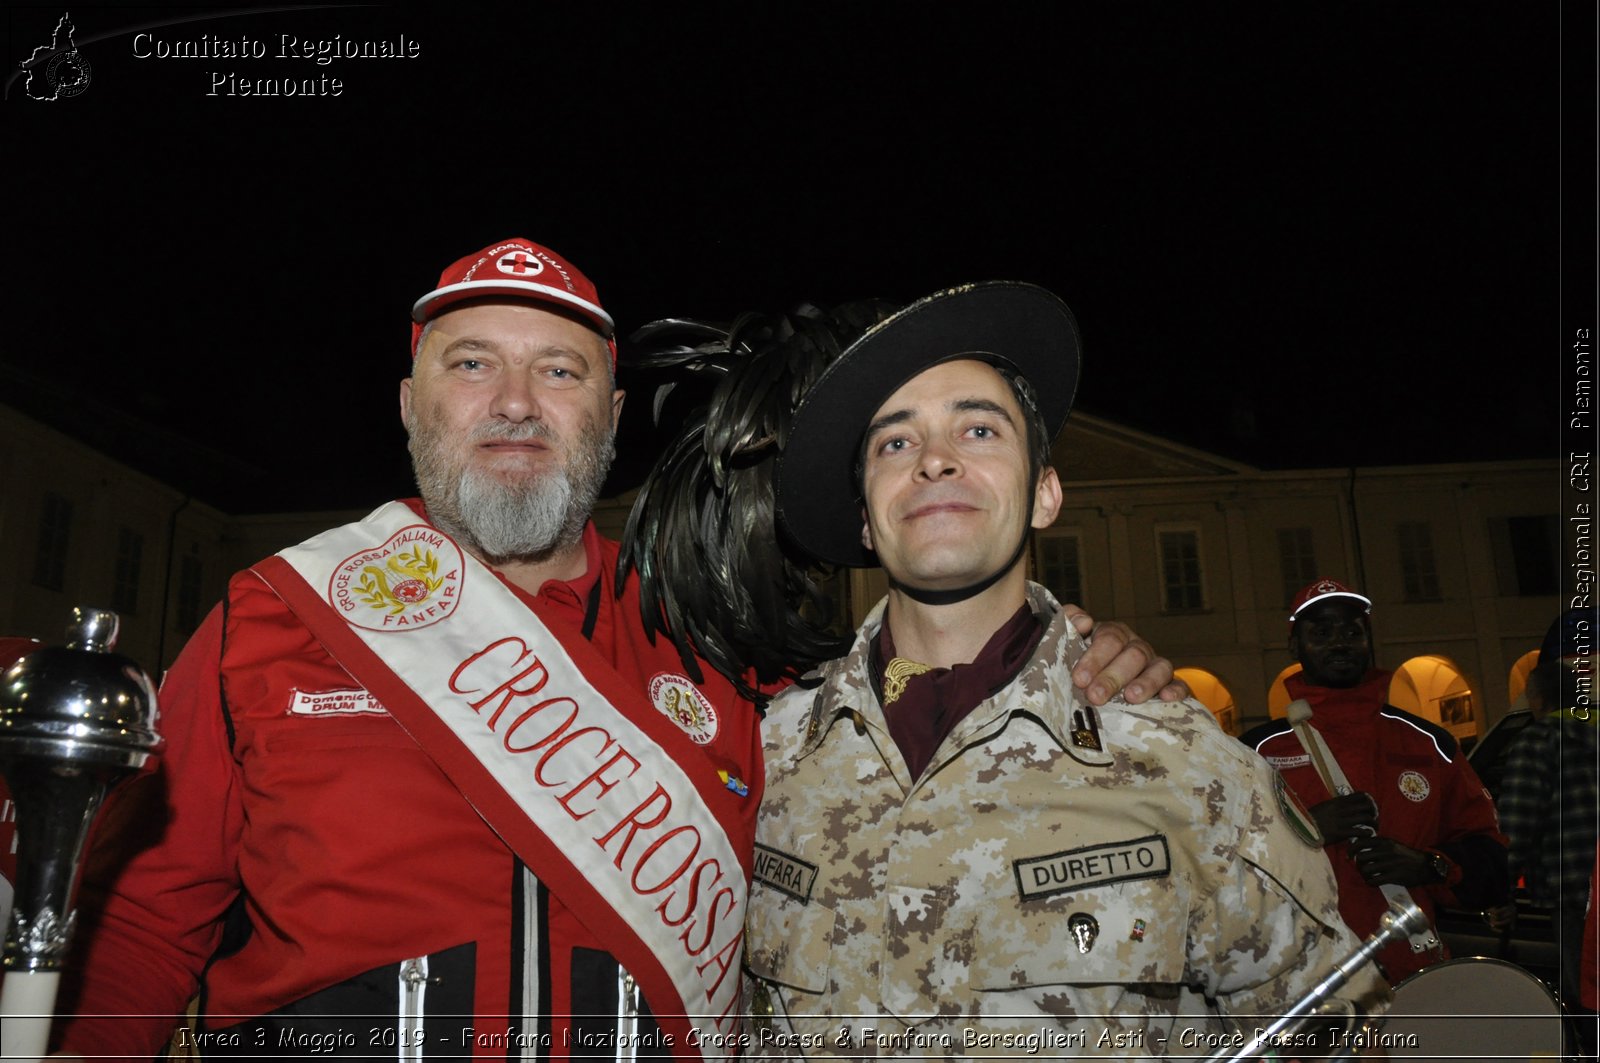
(1013, 835, 1171, 901)
(649, 672, 719, 744)
(329, 524, 464, 631)
(753, 843, 817, 903)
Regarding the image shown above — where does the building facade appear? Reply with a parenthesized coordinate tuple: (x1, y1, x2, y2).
(3, 405, 1559, 736)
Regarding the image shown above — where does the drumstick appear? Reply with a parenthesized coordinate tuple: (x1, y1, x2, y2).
(1286, 699, 1348, 797)
(1282, 699, 1439, 954)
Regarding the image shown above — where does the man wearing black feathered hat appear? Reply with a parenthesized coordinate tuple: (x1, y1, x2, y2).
(742, 282, 1387, 1053)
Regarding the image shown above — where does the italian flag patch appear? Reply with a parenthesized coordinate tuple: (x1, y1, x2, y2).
(1273, 770, 1323, 848)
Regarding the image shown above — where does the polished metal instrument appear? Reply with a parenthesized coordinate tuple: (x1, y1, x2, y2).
(0, 607, 162, 1061)
(1205, 897, 1428, 1062)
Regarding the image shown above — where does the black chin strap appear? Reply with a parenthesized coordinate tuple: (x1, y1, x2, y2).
(888, 531, 1030, 605)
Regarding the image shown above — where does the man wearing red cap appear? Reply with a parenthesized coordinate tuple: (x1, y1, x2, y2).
(46, 239, 1174, 1060)
(1242, 578, 1509, 986)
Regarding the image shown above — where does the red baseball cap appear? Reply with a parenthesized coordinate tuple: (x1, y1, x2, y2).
(1288, 577, 1373, 624)
(410, 238, 616, 358)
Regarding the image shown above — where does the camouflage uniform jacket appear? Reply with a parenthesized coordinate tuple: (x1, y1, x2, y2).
(745, 584, 1387, 1058)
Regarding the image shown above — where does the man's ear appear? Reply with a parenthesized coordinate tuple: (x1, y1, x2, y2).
(399, 377, 413, 427)
(860, 507, 873, 552)
(611, 388, 626, 425)
(1030, 466, 1063, 529)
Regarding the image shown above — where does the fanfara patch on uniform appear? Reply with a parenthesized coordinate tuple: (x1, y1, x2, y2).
(329, 524, 463, 631)
(1264, 752, 1312, 770)
(753, 843, 817, 903)
(1014, 835, 1171, 901)
(1273, 770, 1323, 847)
(649, 672, 719, 744)
(1398, 770, 1432, 802)
(288, 688, 388, 717)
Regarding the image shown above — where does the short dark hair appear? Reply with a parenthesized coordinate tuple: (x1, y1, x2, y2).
(994, 361, 1053, 478)
(850, 357, 1053, 503)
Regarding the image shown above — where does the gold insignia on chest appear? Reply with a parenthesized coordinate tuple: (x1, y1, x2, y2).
(1071, 706, 1103, 750)
(750, 980, 774, 1032)
(882, 657, 933, 706)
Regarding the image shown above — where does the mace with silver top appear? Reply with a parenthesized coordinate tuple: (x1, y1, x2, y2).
(0, 607, 162, 1060)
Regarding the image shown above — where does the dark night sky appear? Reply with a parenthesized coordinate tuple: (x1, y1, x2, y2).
(3, 2, 1589, 515)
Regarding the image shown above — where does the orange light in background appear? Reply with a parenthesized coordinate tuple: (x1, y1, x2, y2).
(1390, 655, 1477, 740)
(1175, 668, 1239, 735)
(1268, 664, 1302, 719)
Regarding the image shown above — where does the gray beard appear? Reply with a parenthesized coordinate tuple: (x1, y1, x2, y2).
(408, 416, 615, 565)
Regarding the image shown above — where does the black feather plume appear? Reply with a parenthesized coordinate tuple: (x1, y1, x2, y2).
(616, 300, 899, 708)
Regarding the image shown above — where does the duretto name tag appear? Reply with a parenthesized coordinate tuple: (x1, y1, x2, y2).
(1013, 834, 1171, 900)
(753, 843, 818, 903)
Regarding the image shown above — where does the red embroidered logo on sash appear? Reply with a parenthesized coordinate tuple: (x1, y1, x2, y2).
(329, 525, 463, 630)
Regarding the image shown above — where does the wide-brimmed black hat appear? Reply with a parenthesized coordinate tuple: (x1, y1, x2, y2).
(775, 281, 1081, 567)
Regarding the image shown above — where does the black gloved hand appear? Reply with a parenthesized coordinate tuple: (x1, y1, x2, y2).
(1348, 836, 1438, 887)
(1309, 791, 1379, 843)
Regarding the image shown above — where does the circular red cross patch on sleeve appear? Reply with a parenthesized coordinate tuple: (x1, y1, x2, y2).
(648, 673, 719, 745)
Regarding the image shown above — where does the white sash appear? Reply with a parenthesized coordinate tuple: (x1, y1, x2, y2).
(255, 502, 748, 1056)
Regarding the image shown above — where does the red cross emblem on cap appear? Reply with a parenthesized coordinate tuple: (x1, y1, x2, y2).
(496, 250, 545, 277)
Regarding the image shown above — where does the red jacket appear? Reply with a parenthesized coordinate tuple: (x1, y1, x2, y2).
(1242, 669, 1506, 984)
(50, 506, 765, 1059)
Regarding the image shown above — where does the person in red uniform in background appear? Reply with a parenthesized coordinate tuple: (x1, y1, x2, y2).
(16, 238, 1175, 1062)
(1242, 578, 1509, 985)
